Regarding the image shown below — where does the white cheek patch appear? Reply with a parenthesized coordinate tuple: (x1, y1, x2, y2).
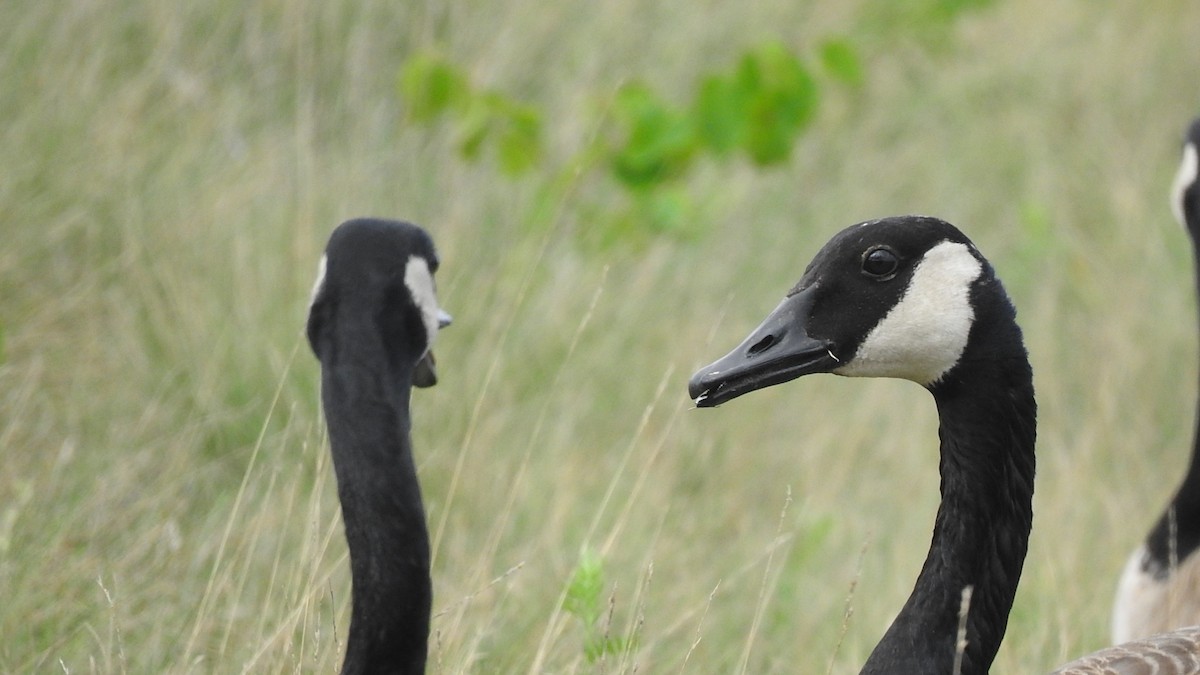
(1171, 142, 1198, 227)
(403, 255, 442, 352)
(309, 254, 328, 308)
(835, 240, 982, 385)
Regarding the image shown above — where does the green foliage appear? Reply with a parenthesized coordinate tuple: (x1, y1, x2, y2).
(562, 548, 604, 627)
(463, 93, 543, 175)
(403, 18, 1056, 245)
(730, 42, 820, 165)
(694, 74, 746, 156)
(399, 40, 854, 245)
(610, 83, 697, 188)
(818, 38, 865, 87)
(399, 53, 470, 121)
(614, 41, 822, 180)
(400, 55, 542, 176)
(692, 42, 821, 166)
(562, 548, 632, 663)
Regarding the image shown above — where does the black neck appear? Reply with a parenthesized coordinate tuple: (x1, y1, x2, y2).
(320, 314, 430, 675)
(1144, 235, 1200, 571)
(861, 330, 1036, 674)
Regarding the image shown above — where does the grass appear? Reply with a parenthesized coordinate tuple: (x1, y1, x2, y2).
(2, 0, 1199, 671)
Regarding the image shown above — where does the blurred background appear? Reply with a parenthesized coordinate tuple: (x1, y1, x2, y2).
(2, 0, 1198, 671)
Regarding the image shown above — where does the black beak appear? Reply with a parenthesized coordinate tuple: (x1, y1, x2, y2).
(414, 308, 453, 388)
(688, 286, 838, 407)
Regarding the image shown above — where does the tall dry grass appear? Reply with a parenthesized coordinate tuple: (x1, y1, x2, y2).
(1, 0, 1199, 672)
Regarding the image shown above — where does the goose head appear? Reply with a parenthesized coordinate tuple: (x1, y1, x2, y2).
(1172, 118, 1200, 232)
(307, 218, 452, 387)
(689, 215, 998, 406)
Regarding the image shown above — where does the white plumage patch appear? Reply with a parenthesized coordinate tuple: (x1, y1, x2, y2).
(1112, 542, 1200, 644)
(1172, 142, 1198, 228)
(309, 254, 328, 307)
(404, 255, 443, 352)
(1113, 545, 1156, 644)
(835, 240, 982, 385)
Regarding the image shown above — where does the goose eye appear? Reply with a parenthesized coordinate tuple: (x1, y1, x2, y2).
(861, 247, 899, 278)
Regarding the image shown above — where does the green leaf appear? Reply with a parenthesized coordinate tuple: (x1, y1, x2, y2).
(563, 548, 605, 627)
(455, 99, 491, 162)
(498, 98, 544, 174)
(495, 106, 542, 175)
(399, 54, 469, 121)
(743, 108, 794, 164)
(609, 83, 697, 187)
(735, 44, 819, 165)
(819, 38, 864, 87)
(693, 74, 750, 155)
(756, 43, 819, 130)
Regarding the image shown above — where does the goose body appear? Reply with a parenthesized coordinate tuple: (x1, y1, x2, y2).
(1112, 117, 1200, 644)
(688, 215, 1200, 674)
(1052, 626, 1200, 674)
(307, 218, 451, 675)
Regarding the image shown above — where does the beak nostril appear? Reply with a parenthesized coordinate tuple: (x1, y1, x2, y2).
(748, 334, 777, 356)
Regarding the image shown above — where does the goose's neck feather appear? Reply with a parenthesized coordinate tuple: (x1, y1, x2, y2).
(862, 324, 1036, 675)
(1141, 241, 1200, 573)
(319, 315, 430, 674)
(1145, 423, 1200, 574)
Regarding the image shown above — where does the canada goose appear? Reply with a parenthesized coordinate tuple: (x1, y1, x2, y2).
(1112, 117, 1200, 644)
(307, 218, 452, 674)
(687, 215, 1200, 674)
